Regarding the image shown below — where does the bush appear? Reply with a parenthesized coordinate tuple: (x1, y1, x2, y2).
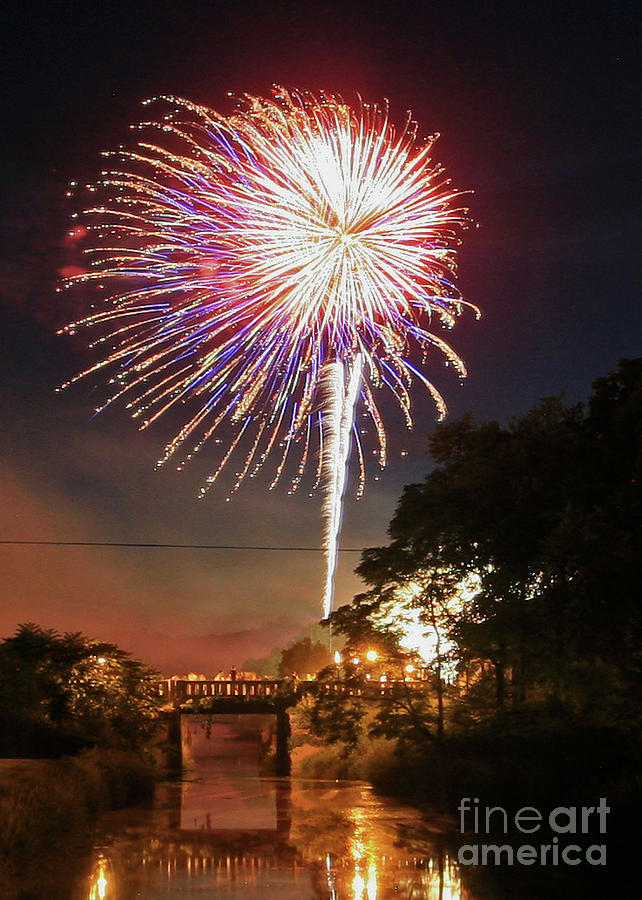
(351, 735, 398, 782)
(293, 742, 355, 779)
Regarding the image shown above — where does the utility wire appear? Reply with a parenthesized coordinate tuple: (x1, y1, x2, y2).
(0, 539, 364, 552)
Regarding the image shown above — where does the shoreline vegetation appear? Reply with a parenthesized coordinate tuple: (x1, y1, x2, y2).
(289, 715, 636, 898)
(0, 623, 166, 899)
(291, 711, 642, 824)
(0, 748, 156, 899)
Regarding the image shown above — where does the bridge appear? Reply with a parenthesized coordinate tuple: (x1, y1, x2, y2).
(160, 677, 429, 776)
(160, 680, 294, 776)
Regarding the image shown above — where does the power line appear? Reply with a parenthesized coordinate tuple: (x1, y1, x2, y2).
(0, 539, 364, 552)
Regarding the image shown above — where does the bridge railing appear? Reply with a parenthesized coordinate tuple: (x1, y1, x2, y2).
(161, 679, 283, 702)
(160, 678, 430, 704)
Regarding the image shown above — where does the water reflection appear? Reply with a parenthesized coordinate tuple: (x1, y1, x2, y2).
(180, 714, 288, 832)
(87, 854, 110, 900)
(79, 715, 472, 900)
(288, 780, 468, 900)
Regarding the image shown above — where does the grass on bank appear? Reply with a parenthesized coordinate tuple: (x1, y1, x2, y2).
(0, 748, 155, 866)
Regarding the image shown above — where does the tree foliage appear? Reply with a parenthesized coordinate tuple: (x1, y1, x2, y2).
(329, 358, 642, 724)
(287, 360, 642, 806)
(0, 624, 161, 756)
(278, 637, 332, 677)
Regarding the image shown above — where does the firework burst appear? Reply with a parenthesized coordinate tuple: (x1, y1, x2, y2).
(60, 88, 479, 616)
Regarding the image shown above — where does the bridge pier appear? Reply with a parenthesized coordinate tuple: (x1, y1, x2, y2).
(164, 708, 183, 775)
(275, 707, 290, 776)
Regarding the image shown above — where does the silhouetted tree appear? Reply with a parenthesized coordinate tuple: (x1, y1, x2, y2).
(278, 637, 332, 677)
(0, 624, 161, 756)
(332, 358, 642, 719)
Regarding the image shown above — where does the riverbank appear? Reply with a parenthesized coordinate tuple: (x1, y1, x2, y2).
(0, 748, 156, 899)
(290, 710, 642, 896)
(291, 699, 642, 814)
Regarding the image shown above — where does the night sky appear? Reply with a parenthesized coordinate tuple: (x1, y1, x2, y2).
(1, 0, 639, 673)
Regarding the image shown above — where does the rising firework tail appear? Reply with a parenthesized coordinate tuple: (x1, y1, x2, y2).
(59, 87, 479, 614)
(320, 353, 363, 616)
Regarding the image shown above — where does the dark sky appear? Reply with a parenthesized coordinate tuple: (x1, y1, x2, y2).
(1, 0, 640, 672)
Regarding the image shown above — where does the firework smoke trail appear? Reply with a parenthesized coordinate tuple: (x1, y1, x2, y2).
(321, 353, 363, 618)
(59, 88, 479, 616)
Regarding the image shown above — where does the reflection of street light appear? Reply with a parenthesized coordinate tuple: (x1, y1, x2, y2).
(365, 650, 378, 662)
(97, 657, 107, 666)
(352, 657, 360, 665)
(333, 651, 342, 682)
(88, 854, 110, 900)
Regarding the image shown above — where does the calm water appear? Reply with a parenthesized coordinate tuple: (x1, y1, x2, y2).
(71, 714, 477, 900)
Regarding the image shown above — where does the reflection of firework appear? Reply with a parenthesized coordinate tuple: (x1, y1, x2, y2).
(60, 89, 478, 615)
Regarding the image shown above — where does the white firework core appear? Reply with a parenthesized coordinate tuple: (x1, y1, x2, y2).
(321, 354, 363, 618)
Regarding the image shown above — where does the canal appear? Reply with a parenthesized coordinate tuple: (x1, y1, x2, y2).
(67, 714, 470, 899)
(67, 714, 610, 899)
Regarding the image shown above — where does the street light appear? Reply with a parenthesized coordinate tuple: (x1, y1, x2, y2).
(365, 650, 378, 662)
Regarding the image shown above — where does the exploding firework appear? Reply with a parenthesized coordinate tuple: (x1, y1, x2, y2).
(59, 88, 479, 616)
